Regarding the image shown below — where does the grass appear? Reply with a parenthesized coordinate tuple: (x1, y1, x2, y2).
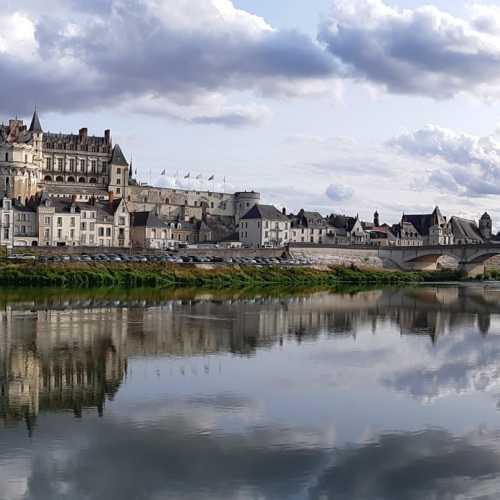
(0, 261, 468, 289)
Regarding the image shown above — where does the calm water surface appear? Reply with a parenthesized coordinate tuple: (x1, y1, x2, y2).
(2, 284, 500, 499)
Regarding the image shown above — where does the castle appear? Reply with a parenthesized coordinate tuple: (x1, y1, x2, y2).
(0, 110, 260, 224)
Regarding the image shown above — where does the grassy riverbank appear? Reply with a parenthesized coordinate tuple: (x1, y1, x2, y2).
(0, 262, 468, 288)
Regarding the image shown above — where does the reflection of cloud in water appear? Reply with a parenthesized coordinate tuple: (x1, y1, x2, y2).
(309, 428, 500, 500)
(384, 333, 500, 402)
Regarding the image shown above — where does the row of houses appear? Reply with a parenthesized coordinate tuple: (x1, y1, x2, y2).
(0, 194, 224, 250)
(238, 205, 496, 248)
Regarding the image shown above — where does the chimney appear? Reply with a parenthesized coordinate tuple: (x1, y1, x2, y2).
(79, 128, 88, 141)
(282, 207, 286, 216)
(104, 129, 111, 144)
(71, 194, 77, 203)
(108, 191, 115, 206)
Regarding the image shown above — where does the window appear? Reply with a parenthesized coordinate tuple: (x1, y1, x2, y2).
(116, 188, 121, 194)
(98, 228, 104, 237)
(57, 217, 62, 227)
(69, 158, 75, 171)
(80, 159, 86, 171)
(81, 222, 86, 231)
(119, 217, 126, 226)
(70, 229, 75, 239)
(57, 229, 62, 239)
(106, 228, 111, 237)
(90, 223, 95, 231)
(117, 168, 121, 175)
(44, 216, 51, 225)
(4, 153, 8, 162)
(57, 158, 63, 170)
(44, 229, 49, 239)
(91, 159, 97, 173)
(70, 217, 75, 227)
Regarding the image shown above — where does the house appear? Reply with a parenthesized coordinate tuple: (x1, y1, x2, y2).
(289, 209, 329, 244)
(400, 207, 453, 245)
(37, 194, 130, 248)
(130, 211, 174, 250)
(239, 204, 290, 248)
(391, 220, 424, 246)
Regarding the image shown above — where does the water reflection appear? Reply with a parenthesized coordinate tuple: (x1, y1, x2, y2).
(2, 284, 500, 499)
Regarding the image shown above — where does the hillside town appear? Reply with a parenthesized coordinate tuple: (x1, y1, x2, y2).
(0, 111, 496, 251)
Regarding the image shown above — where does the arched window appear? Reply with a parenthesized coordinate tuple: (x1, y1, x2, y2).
(67, 176, 75, 183)
(44, 175, 52, 182)
(89, 178, 97, 184)
(78, 177, 86, 183)
(56, 176, 64, 182)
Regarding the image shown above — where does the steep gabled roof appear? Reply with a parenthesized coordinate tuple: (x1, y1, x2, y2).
(241, 204, 288, 221)
(29, 110, 43, 133)
(110, 144, 129, 166)
(450, 217, 483, 242)
(402, 214, 433, 236)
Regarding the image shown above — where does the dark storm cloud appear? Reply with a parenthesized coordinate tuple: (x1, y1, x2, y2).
(319, 0, 500, 99)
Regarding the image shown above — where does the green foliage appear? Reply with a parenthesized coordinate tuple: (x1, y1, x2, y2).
(0, 262, 469, 289)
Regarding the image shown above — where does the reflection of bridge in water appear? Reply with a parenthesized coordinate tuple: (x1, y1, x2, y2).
(380, 244, 500, 276)
(2, 285, 500, 431)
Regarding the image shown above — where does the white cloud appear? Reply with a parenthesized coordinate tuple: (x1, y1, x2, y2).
(326, 183, 354, 202)
(319, 0, 500, 100)
(389, 125, 500, 197)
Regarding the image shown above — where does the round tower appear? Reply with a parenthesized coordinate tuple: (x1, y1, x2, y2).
(234, 191, 261, 222)
(479, 212, 492, 241)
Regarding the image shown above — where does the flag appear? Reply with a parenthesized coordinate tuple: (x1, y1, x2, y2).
(184, 173, 190, 179)
(196, 174, 202, 180)
(208, 175, 214, 181)
(161, 169, 166, 176)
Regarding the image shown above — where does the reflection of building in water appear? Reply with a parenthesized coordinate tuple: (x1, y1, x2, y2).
(2, 285, 500, 431)
(0, 307, 127, 430)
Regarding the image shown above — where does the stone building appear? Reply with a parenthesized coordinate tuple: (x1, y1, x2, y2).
(0, 198, 13, 249)
(289, 209, 329, 244)
(239, 204, 290, 248)
(37, 195, 130, 248)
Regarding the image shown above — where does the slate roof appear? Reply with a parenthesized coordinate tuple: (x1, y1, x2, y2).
(131, 211, 167, 228)
(29, 110, 43, 133)
(241, 204, 288, 221)
(450, 217, 483, 242)
(110, 144, 129, 166)
(402, 207, 445, 237)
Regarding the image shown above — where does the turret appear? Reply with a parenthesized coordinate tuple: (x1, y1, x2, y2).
(234, 191, 261, 222)
(374, 210, 380, 227)
(479, 212, 492, 240)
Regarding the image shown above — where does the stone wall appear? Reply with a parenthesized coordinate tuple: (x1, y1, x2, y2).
(289, 244, 392, 269)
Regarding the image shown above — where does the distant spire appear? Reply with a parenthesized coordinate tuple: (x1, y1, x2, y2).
(29, 108, 43, 133)
(129, 157, 133, 179)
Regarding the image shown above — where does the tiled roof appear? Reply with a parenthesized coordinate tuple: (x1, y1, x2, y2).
(450, 217, 483, 242)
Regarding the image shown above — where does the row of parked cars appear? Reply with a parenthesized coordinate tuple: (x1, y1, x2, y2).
(10, 254, 314, 266)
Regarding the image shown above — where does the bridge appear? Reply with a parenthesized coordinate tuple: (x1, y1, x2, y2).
(289, 243, 500, 277)
(380, 244, 500, 277)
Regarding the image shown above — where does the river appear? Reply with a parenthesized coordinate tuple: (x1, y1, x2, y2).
(1, 284, 500, 499)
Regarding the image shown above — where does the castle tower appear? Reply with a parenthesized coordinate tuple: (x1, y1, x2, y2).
(108, 144, 129, 199)
(234, 191, 261, 222)
(479, 212, 492, 241)
(374, 210, 380, 227)
(0, 110, 43, 202)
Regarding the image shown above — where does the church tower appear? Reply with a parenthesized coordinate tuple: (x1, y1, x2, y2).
(0, 110, 43, 202)
(479, 212, 492, 241)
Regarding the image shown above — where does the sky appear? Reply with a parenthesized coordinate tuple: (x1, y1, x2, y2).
(4, 0, 500, 227)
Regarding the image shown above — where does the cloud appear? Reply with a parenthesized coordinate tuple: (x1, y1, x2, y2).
(326, 183, 354, 202)
(309, 428, 500, 500)
(319, 0, 500, 100)
(0, 0, 336, 124)
(388, 125, 500, 197)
